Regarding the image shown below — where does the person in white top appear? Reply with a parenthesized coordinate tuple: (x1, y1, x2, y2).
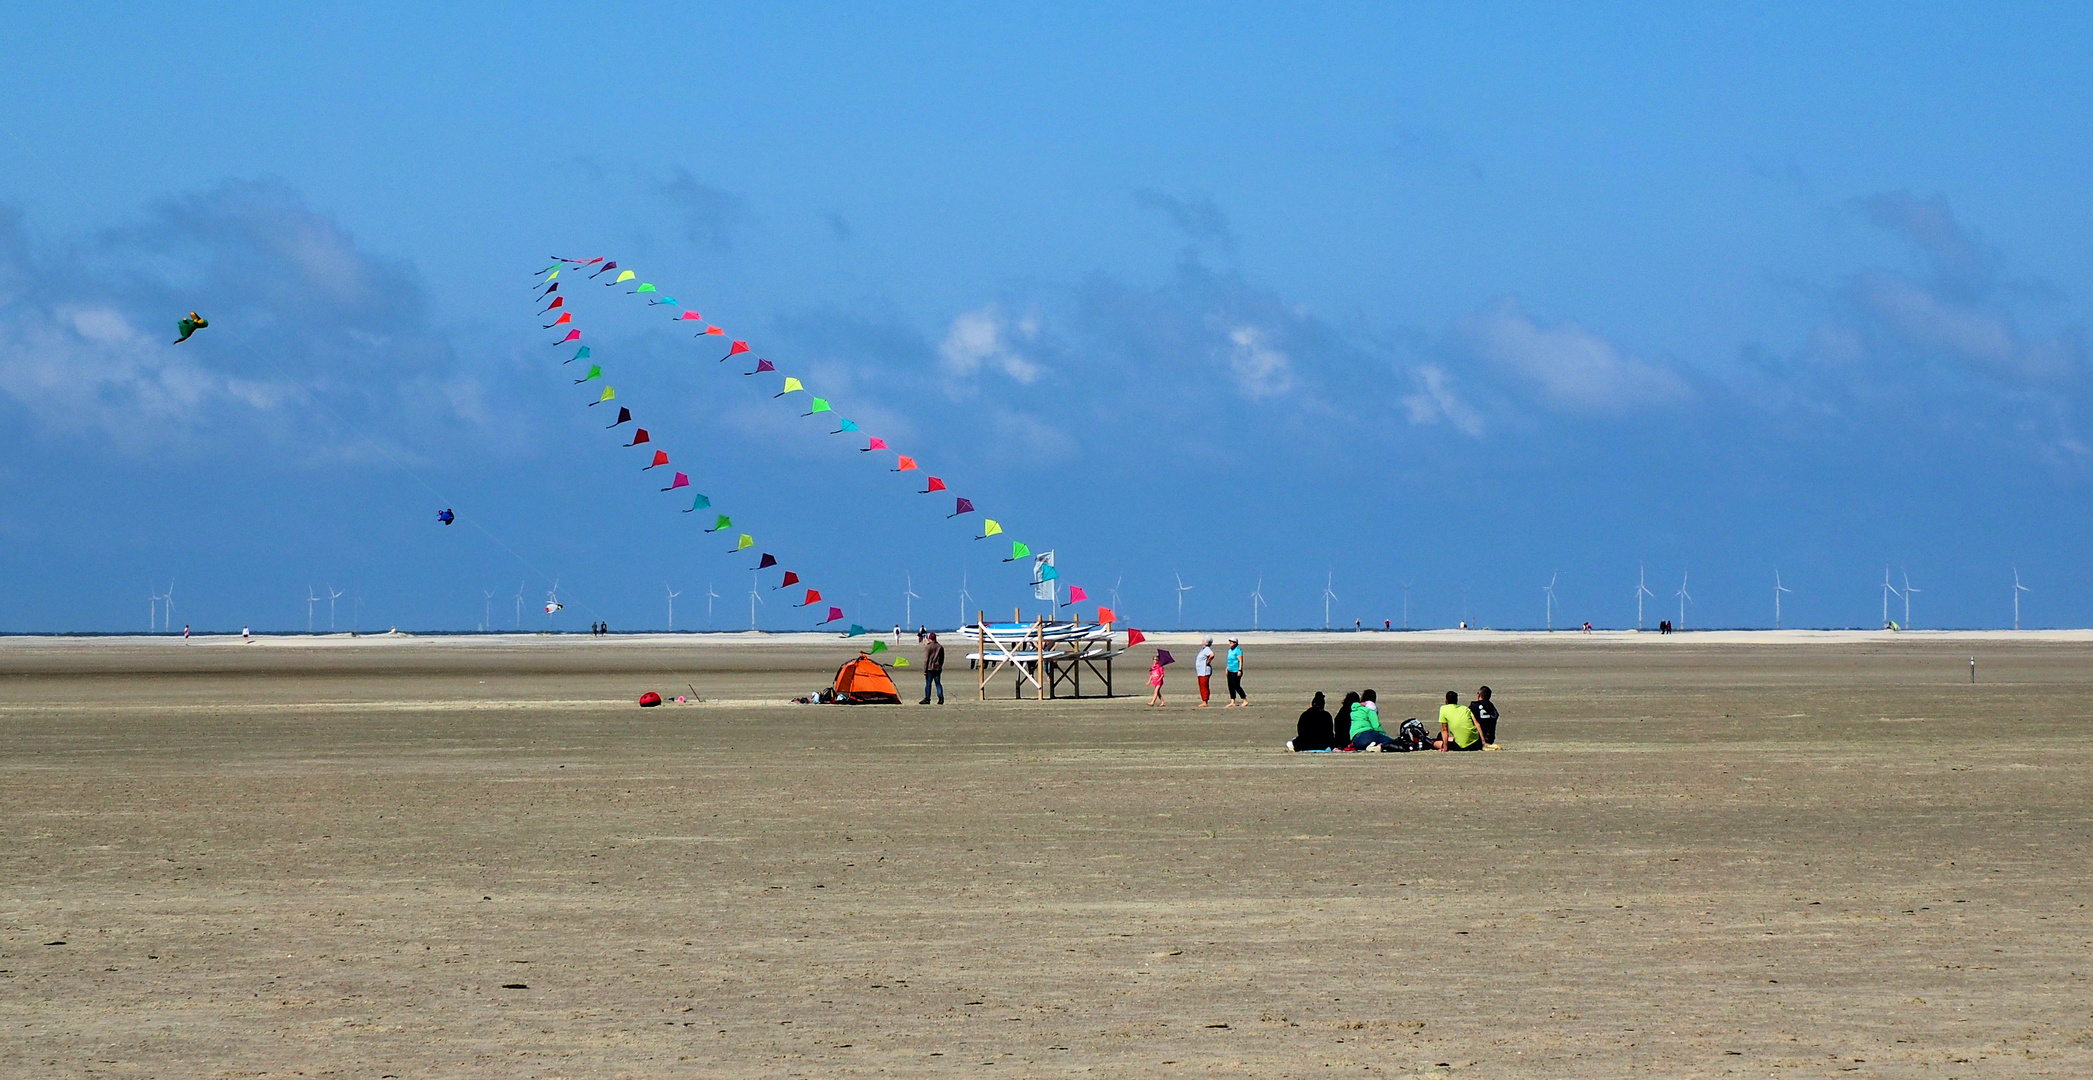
(1194, 638, 1215, 707)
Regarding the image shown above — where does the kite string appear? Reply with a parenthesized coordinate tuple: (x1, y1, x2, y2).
(210, 323, 603, 624)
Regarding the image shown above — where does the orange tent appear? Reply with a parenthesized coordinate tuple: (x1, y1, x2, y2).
(830, 654, 902, 704)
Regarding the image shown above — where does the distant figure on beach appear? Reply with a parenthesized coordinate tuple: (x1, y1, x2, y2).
(1355, 619, 1362, 631)
(1384, 619, 1391, 630)
(1348, 689, 1400, 751)
(1437, 690, 1483, 752)
(242, 625, 250, 642)
(1470, 685, 1500, 747)
(919, 632, 945, 705)
(1287, 692, 1336, 751)
(1194, 637, 1214, 707)
(1582, 621, 1592, 633)
(917, 626, 927, 644)
(182, 624, 190, 640)
(1147, 652, 1167, 707)
(1224, 638, 1247, 706)
(1660, 619, 1672, 635)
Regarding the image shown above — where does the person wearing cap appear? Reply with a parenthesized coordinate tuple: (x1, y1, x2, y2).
(1194, 637, 1215, 707)
(1224, 638, 1247, 706)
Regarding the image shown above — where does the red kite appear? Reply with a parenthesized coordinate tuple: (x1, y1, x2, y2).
(777, 571, 801, 589)
(625, 427, 650, 446)
(644, 450, 669, 470)
(798, 589, 823, 607)
(542, 311, 572, 329)
(921, 476, 946, 493)
(719, 340, 749, 362)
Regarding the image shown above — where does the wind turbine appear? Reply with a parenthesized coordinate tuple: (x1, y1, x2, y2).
(306, 586, 318, 633)
(1321, 572, 1337, 630)
(1675, 572, 1691, 630)
(1543, 572, 1558, 631)
(1636, 564, 1655, 631)
(2013, 567, 2030, 630)
(1249, 575, 1267, 630)
(514, 582, 524, 630)
(149, 584, 158, 633)
(1901, 569, 1919, 630)
(749, 570, 764, 630)
(903, 573, 922, 629)
(1108, 575, 1123, 615)
(544, 578, 560, 629)
(164, 579, 176, 632)
(1773, 570, 1792, 630)
(666, 583, 682, 631)
(958, 570, 974, 628)
(706, 579, 720, 628)
(326, 585, 342, 632)
(482, 588, 494, 632)
(1174, 571, 1194, 628)
(1880, 566, 1900, 629)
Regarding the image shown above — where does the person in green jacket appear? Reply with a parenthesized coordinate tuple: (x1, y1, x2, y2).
(1348, 689, 1401, 751)
(1436, 690, 1483, 751)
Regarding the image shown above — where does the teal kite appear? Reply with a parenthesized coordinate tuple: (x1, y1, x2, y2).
(173, 312, 208, 344)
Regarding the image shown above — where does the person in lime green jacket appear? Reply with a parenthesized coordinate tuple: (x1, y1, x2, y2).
(1348, 689, 1401, 751)
(1436, 690, 1483, 751)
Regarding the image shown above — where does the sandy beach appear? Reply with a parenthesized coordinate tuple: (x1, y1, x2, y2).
(3, 631, 2090, 1077)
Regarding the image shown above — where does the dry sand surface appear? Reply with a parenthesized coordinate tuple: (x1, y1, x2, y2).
(3, 632, 2091, 1078)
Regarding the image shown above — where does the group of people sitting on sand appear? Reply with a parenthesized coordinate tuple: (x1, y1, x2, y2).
(1285, 686, 1500, 753)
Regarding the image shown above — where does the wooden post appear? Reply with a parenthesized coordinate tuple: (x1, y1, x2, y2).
(1036, 615, 1046, 701)
(977, 610, 986, 701)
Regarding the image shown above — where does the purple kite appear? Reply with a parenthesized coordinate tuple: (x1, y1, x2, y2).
(948, 497, 974, 518)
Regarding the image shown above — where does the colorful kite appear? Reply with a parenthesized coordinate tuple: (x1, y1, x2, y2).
(730, 533, 753, 552)
(1127, 628, 1147, 646)
(754, 553, 777, 570)
(173, 312, 208, 344)
(540, 295, 564, 313)
(894, 456, 917, 472)
(644, 450, 669, 470)
(777, 571, 801, 589)
(746, 359, 775, 375)
(543, 311, 572, 329)
(608, 406, 632, 428)
(821, 607, 844, 625)
(704, 515, 732, 533)
(949, 497, 974, 518)
(862, 437, 887, 452)
(574, 364, 602, 383)
(719, 340, 749, 363)
(589, 386, 613, 405)
(625, 427, 650, 446)
(797, 589, 823, 607)
(609, 270, 635, 286)
(661, 472, 689, 492)
(978, 520, 1003, 539)
(437, 508, 455, 525)
(683, 493, 711, 512)
(556, 330, 580, 344)
(834, 419, 859, 433)
(922, 477, 946, 493)
(775, 377, 803, 398)
(804, 398, 831, 416)
(567, 346, 590, 365)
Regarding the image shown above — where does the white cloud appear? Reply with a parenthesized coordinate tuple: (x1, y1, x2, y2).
(1401, 364, 1484, 436)
(1457, 297, 1689, 412)
(1222, 325, 1294, 400)
(938, 305, 1041, 384)
(1849, 269, 2072, 380)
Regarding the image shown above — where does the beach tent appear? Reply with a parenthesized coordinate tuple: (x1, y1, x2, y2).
(830, 654, 902, 704)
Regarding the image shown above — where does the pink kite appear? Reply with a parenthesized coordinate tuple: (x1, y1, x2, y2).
(894, 456, 918, 472)
(921, 476, 946, 493)
(861, 437, 888, 452)
(557, 330, 581, 344)
(821, 607, 844, 625)
(948, 497, 974, 518)
(1068, 586, 1089, 604)
(679, 311, 702, 321)
(626, 428, 650, 447)
(661, 472, 689, 491)
(644, 450, 669, 470)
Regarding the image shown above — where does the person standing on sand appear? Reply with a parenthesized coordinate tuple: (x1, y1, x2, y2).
(1147, 653, 1167, 707)
(919, 632, 945, 705)
(1437, 690, 1483, 751)
(242, 625, 250, 642)
(1224, 638, 1247, 706)
(1194, 637, 1214, 706)
(1470, 685, 1500, 747)
(182, 624, 190, 640)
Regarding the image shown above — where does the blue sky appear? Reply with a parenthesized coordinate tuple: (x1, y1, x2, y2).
(3, 4, 2090, 632)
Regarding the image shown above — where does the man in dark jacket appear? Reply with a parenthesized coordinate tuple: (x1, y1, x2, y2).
(920, 633, 945, 705)
(1470, 685, 1500, 746)
(1287, 691, 1335, 751)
